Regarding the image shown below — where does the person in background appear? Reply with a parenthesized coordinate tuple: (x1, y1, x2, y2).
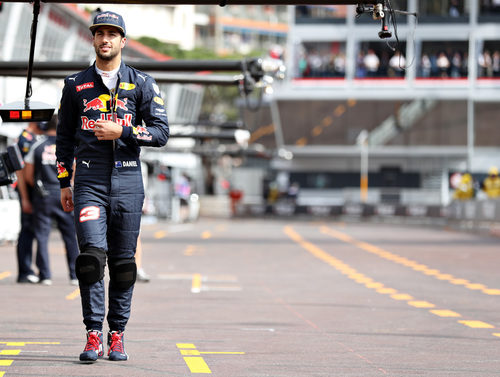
(14, 121, 46, 284)
(482, 166, 500, 199)
(24, 115, 79, 286)
(453, 172, 475, 200)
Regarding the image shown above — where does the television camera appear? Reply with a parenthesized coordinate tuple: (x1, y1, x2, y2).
(0, 144, 24, 187)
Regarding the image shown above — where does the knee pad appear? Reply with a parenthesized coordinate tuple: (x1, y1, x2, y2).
(75, 247, 106, 284)
(108, 257, 137, 290)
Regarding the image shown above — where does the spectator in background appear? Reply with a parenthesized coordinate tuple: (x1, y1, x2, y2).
(388, 51, 406, 77)
(478, 50, 493, 77)
(492, 50, 500, 77)
(482, 166, 500, 198)
(364, 49, 380, 77)
(421, 53, 432, 77)
(450, 52, 463, 78)
(24, 115, 79, 286)
(334, 52, 346, 77)
(14, 121, 46, 284)
(436, 52, 451, 77)
(449, 0, 461, 17)
(453, 172, 475, 200)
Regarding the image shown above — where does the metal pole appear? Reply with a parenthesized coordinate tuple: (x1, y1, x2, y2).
(25, 0, 41, 108)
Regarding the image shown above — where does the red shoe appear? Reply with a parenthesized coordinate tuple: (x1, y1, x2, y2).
(108, 331, 128, 361)
(79, 330, 103, 362)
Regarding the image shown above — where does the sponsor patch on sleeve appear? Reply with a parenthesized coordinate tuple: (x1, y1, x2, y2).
(153, 96, 164, 105)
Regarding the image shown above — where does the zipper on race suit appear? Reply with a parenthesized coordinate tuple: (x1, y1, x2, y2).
(109, 87, 117, 150)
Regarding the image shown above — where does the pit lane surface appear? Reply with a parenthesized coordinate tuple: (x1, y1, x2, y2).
(1, 218, 500, 376)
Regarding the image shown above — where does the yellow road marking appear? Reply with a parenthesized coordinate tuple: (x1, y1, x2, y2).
(321, 225, 500, 297)
(0, 371, 5, 377)
(184, 357, 212, 373)
(181, 350, 201, 355)
(408, 301, 435, 308)
(66, 288, 80, 300)
(0, 271, 11, 280)
(0, 342, 60, 346)
(0, 361, 13, 366)
(184, 245, 196, 256)
(0, 350, 21, 355)
(492, 333, 500, 338)
(201, 231, 212, 239)
(192, 274, 202, 293)
(430, 310, 461, 318)
(177, 343, 196, 349)
(154, 230, 167, 239)
(177, 343, 244, 374)
(377, 287, 397, 294)
(285, 226, 500, 339)
(483, 289, 500, 295)
(391, 293, 413, 300)
(459, 320, 495, 329)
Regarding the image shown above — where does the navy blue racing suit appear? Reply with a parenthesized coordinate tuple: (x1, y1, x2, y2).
(56, 62, 169, 332)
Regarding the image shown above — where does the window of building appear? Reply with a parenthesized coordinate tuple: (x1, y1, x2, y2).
(295, 5, 348, 24)
(418, 41, 468, 78)
(418, 0, 469, 22)
(477, 41, 500, 77)
(355, 41, 407, 78)
(479, 0, 500, 20)
(295, 41, 346, 78)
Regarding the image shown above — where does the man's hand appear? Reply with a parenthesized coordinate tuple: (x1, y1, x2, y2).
(61, 187, 74, 212)
(21, 198, 33, 214)
(94, 120, 123, 141)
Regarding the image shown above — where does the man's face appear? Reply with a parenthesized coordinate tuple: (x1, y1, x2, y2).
(93, 26, 126, 61)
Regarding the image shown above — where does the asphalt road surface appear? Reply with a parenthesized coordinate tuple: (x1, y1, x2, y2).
(1, 218, 500, 376)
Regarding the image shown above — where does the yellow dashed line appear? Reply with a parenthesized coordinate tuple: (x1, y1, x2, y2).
(377, 287, 397, 294)
(66, 288, 80, 301)
(459, 320, 495, 329)
(0, 342, 60, 346)
(192, 273, 202, 293)
(391, 293, 414, 300)
(0, 361, 13, 366)
(201, 231, 212, 240)
(320, 226, 500, 297)
(430, 310, 461, 318)
(285, 226, 500, 339)
(0, 271, 11, 280)
(0, 350, 21, 356)
(408, 301, 436, 308)
(154, 230, 167, 239)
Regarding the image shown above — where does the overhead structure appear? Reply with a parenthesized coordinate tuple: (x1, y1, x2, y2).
(0, 0, 376, 4)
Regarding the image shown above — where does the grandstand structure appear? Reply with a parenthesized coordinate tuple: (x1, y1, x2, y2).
(246, 0, 500, 208)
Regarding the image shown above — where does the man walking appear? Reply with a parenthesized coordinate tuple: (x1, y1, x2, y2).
(56, 11, 169, 362)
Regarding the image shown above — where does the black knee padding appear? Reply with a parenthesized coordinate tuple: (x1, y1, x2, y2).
(75, 247, 106, 284)
(108, 257, 137, 289)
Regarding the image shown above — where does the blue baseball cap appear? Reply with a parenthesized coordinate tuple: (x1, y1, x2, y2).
(89, 11, 126, 37)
